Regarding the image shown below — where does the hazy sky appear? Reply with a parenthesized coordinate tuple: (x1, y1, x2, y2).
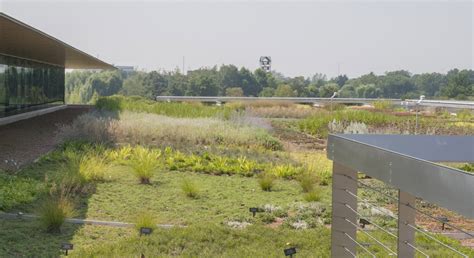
(2, 0, 473, 77)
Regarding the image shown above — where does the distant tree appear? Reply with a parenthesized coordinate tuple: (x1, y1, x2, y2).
(239, 67, 258, 96)
(166, 70, 188, 96)
(274, 84, 296, 97)
(121, 72, 148, 97)
(254, 69, 275, 94)
(311, 73, 327, 87)
(412, 73, 446, 97)
(379, 70, 415, 98)
(333, 75, 349, 87)
(143, 71, 167, 98)
(218, 65, 241, 95)
(259, 87, 275, 97)
(187, 68, 219, 96)
(287, 76, 309, 96)
(356, 84, 380, 98)
(319, 83, 340, 97)
(440, 69, 473, 99)
(225, 87, 244, 97)
(339, 84, 357, 98)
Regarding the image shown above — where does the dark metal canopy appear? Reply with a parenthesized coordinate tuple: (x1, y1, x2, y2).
(0, 12, 115, 69)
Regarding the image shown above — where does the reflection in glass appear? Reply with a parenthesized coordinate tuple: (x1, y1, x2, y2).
(0, 54, 65, 118)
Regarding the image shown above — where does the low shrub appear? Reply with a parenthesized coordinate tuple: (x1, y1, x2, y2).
(258, 173, 276, 191)
(181, 179, 200, 198)
(129, 146, 162, 184)
(39, 197, 76, 233)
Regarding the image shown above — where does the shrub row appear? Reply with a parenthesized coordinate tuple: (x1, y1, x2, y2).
(96, 95, 235, 119)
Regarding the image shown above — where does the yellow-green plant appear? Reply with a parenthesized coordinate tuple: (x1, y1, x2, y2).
(134, 212, 157, 233)
(129, 146, 162, 184)
(271, 164, 303, 179)
(181, 179, 199, 198)
(39, 196, 76, 233)
(79, 155, 110, 181)
(106, 145, 133, 164)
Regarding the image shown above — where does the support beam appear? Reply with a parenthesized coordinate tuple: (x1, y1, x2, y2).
(331, 162, 358, 257)
(398, 191, 416, 258)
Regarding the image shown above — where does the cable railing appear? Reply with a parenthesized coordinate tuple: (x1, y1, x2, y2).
(327, 134, 474, 257)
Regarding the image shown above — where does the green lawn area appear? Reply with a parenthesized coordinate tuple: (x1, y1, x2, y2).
(1, 161, 334, 257)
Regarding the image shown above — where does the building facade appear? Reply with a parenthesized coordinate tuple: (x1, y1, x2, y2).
(0, 12, 114, 119)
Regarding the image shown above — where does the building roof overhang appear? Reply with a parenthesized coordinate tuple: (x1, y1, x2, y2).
(0, 12, 115, 69)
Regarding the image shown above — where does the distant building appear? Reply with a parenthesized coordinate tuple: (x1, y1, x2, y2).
(116, 66, 135, 73)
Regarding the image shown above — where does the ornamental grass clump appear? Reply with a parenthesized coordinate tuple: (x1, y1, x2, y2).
(181, 179, 200, 199)
(258, 173, 276, 192)
(129, 146, 161, 184)
(298, 172, 319, 193)
(39, 196, 76, 233)
(134, 212, 157, 233)
(79, 154, 110, 182)
(304, 188, 323, 202)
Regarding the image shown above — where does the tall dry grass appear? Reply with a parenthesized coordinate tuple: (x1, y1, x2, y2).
(57, 111, 282, 150)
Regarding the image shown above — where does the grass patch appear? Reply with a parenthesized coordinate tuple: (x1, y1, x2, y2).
(0, 173, 43, 210)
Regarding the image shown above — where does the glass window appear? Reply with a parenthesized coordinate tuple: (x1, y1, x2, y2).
(0, 54, 65, 118)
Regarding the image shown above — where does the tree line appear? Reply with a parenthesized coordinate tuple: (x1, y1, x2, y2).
(66, 65, 473, 104)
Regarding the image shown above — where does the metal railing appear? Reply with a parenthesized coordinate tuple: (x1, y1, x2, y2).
(156, 96, 474, 109)
(327, 134, 474, 257)
(156, 96, 400, 105)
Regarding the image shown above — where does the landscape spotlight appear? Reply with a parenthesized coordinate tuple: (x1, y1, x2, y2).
(60, 243, 73, 256)
(249, 207, 260, 217)
(284, 247, 297, 257)
(140, 227, 153, 236)
(437, 216, 449, 230)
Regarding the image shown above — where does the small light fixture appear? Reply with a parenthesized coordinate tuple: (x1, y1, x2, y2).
(60, 243, 73, 256)
(437, 217, 449, 230)
(140, 227, 153, 236)
(284, 247, 297, 257)
(249, 207, 260, 217)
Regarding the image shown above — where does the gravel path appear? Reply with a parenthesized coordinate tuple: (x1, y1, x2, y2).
(0, 106, 91, 171)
